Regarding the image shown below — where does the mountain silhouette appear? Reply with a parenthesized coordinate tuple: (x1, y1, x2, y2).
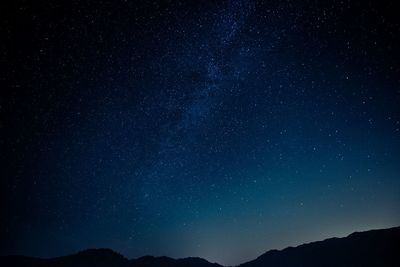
(0, 249, 221, 267)
(1, 248, 129, 267)
(1, 226, 399, 267)
(131, 256, 222, 267)
(239, 226, 400, 267)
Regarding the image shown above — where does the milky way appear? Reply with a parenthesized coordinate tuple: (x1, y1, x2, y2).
(2, 0, 400, 265)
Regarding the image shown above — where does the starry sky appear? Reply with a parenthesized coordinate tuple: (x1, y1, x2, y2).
(1, 0, 400, 265)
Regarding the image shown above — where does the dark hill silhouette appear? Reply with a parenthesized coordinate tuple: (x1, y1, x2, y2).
(0, 249, 221, 267)
(1, 226, 399, 267)
(1, 248, 129, 267)
(239, 226, 400, 267)
(50, 248, 128, 266)
(131, 255, 222, 267)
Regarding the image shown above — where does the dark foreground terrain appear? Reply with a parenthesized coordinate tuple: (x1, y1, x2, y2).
(2, 226, 399, 267)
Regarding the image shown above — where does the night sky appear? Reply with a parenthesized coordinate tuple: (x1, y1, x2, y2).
(2, 0, 400, 265)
